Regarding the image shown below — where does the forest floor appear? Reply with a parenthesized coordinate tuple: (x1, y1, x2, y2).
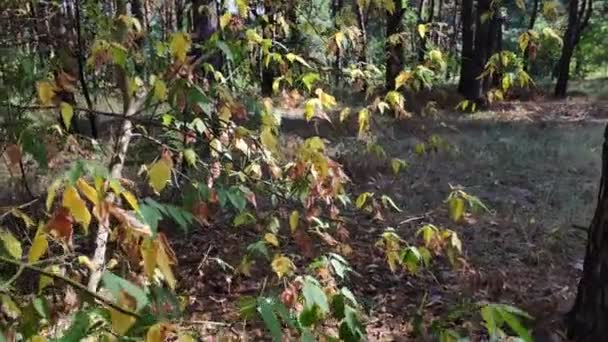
(175, 96, 607, 340)
(1, 91, 607, 340)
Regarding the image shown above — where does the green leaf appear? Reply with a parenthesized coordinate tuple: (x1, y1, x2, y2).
(301, 73, 320, 92)
(233, 211, 256, 227)
(481, 305, 498, 337)
(302, 277, 329, 313)
(0, 229, 22, 259)
(139, 204, 161, 236)
(227, 187, 247, 211)
(381, 195, 402, 212)
(299, 305, 321, 327)
(101, 271, 149, 311)
(21, 129, 47, 169)
(341, 305, 364, 341)
(183, 148, 197, 167)
(257, 297, 282, 342)
(238, 296, 257, 319)
(497, 308, 532, 342)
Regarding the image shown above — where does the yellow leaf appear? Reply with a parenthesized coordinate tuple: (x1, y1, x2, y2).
(271, 255, 294, 278)
(0, 230, 22, 259)
(448, 197, 465, 223)
(46, 178, 62, 211)
(31, 336, 47, 342)
(153, 79, 167, 101)
(110, 292, 137, 335)
(339, 107, 351, 122)
(36, 81, 55, 106)
(10, 208, 34, 228)
(264, 233, 279, 247)
(28, 231, 48, 263)
(289, 210, 299, 233)
(60, 102, 74, 130)
(157, 241, 176, 289)
(357, 108, 370, 138)
(62, 186, 92, 233)
(395, 71, 411, 90)
(77, 178, 99, 205)
(304, 99, 317, 121)
(220, 12, 232, 29)
(77, 255, 95, 270)
(146, 323, 166, 342)
(417, 24, 427, 38)
(1, 295, 21, 319)
(148, 159, 172, 193)
(122, 190, 140, 212)
(391, 158, 407, 175)
(141, 238, 157, 278)
(334, 31, 345, 51)
(170, 32, 191, 62)
(260, 127, 278, 153)
(39, 265, 60, 293)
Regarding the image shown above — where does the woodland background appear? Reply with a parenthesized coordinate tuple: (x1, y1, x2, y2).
(1, 0, 608, 341)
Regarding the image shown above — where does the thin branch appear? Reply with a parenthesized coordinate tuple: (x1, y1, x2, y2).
(0, 256, 139, 318)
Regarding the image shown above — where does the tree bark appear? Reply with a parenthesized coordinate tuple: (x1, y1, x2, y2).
(457, 0, 474, 96)
(74, 0, 99, 138)
(386, 0, 405, 90)
(523, 0, 540, 71)
(568, 124, 608, 341)
(355, 0, 368, 64)
(332, 0, 344, 85)
(555, 0, 592, 97)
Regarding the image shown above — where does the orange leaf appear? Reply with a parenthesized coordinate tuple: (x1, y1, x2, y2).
(293, 229, 314, 258)
(46, 207, 74, 242)
(191, 201, 210, 226)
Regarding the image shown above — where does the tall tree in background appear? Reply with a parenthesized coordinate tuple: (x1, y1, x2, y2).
(554, 0, 593, 97)
(333, 0, 344, 85)
(386, 0, 405, 89)
(355, 0, 369, 65)
(457, 0, 475, 98)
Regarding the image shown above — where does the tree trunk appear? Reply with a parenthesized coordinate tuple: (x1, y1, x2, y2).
(261, 0, 275, 97)
(568, 124, 608, 341)
(555, 0, 592, 98)
(523, 0, 540, 71)
(355, 0, 368, 64)
(457, 0, 474, 97)
(386, 0, 404, 90)
(469, 0, 490, 101)
(332, 0, 344, 86)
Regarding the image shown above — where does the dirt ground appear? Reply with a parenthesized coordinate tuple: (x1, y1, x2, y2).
(171, 97, 607, 340)
(1, 96, 607, 340)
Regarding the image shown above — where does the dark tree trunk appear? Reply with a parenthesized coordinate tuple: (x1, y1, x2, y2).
(457, 0, 474, 97)
(386, 0, 405, 90)
(523, 0, 540, 71)
(261, 0, 275, 97)
(485, 10, 503, 90)
(74, 0, 98, 138)
(191, 0, 222, 70)
(332, 0, 344, 85)
(130, 0, 144, 27)
(555, 0, 592, 98)
(355, 0, 368, 64)
(568, 124, 608, 341)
